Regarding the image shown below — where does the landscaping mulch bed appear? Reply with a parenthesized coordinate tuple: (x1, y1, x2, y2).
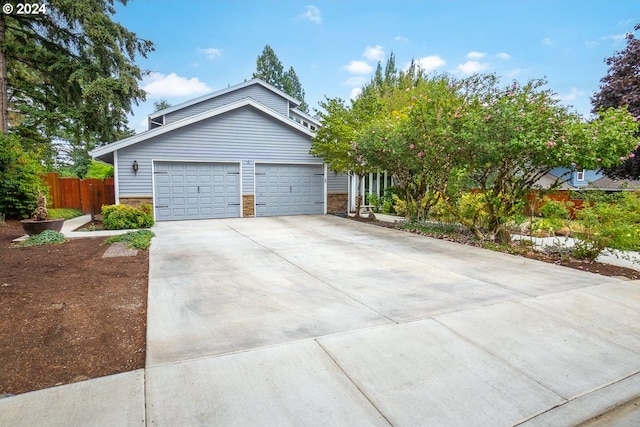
(351, 215, 640, 280)
(0, 220, 148, 396)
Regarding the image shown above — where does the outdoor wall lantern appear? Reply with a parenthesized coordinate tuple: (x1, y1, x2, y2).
(133, 160, 139, 175)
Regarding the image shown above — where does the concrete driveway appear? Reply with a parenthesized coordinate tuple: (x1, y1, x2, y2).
(2, 215, 639, 426)
(145, 215, 640, 426)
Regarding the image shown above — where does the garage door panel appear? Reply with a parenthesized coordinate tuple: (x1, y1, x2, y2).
(154, 161, 240, 221)
(255, 163, 324, 217)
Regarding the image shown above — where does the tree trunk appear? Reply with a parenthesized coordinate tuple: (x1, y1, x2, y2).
(0, 13, 7, 133)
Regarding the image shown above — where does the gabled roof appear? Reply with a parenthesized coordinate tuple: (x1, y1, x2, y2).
(148, 78, 301, 120)
(90, 98, 315, 163)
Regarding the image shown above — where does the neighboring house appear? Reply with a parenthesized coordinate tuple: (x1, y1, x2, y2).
(90, 79, 349, 221)
(539, 167, 640, 191)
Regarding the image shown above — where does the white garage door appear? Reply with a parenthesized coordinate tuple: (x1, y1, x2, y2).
(255, 164, 324, 217)
(154, 161, 240, 221)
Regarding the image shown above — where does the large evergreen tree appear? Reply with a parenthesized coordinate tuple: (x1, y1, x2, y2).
(252, 45, 308, 112)
(592, 23, 640, 180)
(0, 0, 154, 158)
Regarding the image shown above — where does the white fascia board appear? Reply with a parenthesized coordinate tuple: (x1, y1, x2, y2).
(148, 78, 300, 120)
(289, 108, 321, 127)
(90, 98, 314, 158)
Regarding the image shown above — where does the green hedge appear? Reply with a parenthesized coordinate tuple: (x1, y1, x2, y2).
(102, 204, 154, 230)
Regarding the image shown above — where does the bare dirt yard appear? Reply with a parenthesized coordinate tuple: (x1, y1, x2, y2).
(0, 220, 148, 396)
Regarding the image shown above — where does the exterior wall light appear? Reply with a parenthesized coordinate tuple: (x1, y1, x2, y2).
(133, 160, 139, 175)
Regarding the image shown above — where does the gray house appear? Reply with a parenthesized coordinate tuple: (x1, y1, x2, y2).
(90, 79, 349, 221)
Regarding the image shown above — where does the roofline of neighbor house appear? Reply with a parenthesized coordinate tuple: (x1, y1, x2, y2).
(90, 98, 315, 161)
(148, 78, 301, 120)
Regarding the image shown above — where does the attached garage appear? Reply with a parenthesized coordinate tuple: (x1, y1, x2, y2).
(89, 79, 349, 221)
(154, 161, 241, 221)
(255, 163, 324, 217)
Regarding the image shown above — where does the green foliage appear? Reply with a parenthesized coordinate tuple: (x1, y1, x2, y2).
(253, 45, 308, 112)
(3, 0, 153, 166)
(592, 23, 640, 180)
(0, 134, 46, 219)
(15, 230, 65, 247)
(105, 230, 155, 250)
(314, 59, 638, 241)
(102, 204, 154, 230)
(539, 199, 571, 220)
(153, 99, 171, 112)
(532, 217, 565, 236)
(575, 192, 640, 253)
(47, 208, 84, 220)
(85, 161, 114, 179)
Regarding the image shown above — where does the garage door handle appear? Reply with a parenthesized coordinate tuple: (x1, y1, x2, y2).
(290, 186, 292, 193)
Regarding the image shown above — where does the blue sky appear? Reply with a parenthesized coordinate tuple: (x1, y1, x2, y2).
(113, 1, 637, 133)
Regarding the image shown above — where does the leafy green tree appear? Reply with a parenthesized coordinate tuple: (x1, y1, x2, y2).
(283, 67, 308, 112)
(252, 45, 308, 112)
(153, 99, 172, 112)
(85, 160, 114, 179)
(0, 133, 45, 218)
(592, 23, 640, 180)
(357, 76, 470, 220)
(0, 0, 154, 154)
(310, 97, 370, 215)
(463, 77, 638, 242)
(252, 45, 284, 88)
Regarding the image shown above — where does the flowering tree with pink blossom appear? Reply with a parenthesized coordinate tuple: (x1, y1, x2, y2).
(460, 76, 638, 242)
(356, 76, 471, 219)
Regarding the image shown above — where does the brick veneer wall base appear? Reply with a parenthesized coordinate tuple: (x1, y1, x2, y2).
(243, 195, 255, 217)
(119, 197, 153, 207)
(327, 193, 348, 214)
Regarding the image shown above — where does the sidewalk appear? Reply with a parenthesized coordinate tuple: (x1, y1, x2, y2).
(13, 214, 141, 242)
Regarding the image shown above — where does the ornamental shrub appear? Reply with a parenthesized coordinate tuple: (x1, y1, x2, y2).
(105, 230, 155, 250)
(0, 134, 46, 219)
(16, 230, 65, 247)
(539, 198, 571, 220)
(102, 203, 154, 230)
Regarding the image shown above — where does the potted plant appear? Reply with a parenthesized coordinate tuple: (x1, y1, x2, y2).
(20, 190, 65, 236)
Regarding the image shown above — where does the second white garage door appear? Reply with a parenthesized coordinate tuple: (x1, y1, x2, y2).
(255, 164, 324, 217)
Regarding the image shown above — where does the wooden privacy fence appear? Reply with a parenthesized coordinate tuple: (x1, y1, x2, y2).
(45, 173, 115, 214)
(524, 190, 586, 218)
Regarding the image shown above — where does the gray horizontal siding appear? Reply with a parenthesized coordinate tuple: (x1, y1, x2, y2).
(163, 85, 289, 124)
(116, 106, 322, 198)
(327, 172, 348, 193)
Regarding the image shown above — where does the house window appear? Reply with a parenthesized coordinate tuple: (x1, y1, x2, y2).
(576, 170, 585, 181)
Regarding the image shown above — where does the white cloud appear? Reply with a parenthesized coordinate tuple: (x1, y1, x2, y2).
(142, 72, 212, 98)
(543, 37, 554, 46)
(456, 60, 489, 75)
(300, 5, 321, 23)
(342, 76, 368, 87)
(467, 51, 486, 59)
(394, 35, 408, 42)
(602, 33, 627, 43)
(496, 52, 511, 60)
(363, 45, 385, 61)
(413, 55, 446, 73)
(558, 87, 584, 102)
(342, 60, 373, 74)
(350, 87, 362, 100)
(198, 47, 222, 60)
(505, 68, 524, 78)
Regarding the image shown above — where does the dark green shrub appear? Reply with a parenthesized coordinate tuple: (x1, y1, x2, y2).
(102, 203, 154, 230)
(539, 199, 571, 220)
(0, 134, 46, 219)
